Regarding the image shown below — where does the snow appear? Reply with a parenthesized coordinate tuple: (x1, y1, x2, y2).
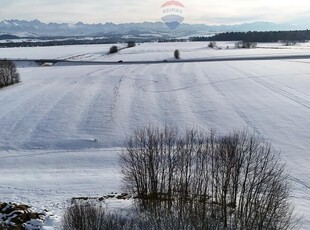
(1, 42, 310, 228)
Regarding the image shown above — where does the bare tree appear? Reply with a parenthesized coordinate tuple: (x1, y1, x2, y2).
(120, 126, 180, 199)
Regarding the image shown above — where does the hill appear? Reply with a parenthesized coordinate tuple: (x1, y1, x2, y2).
(1, 42, 310, 229)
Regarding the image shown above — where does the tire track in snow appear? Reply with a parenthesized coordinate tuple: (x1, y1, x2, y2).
(1, 66, 125, 150)
(161, 63, 215, 129)
(221, 62, 310, 199)
(289, 175, 310, 191)
(79, 66, 127, 125)
(65, 53, 93, 61)
(0, 80, 47, 106)
(0, 185, 57, 194)
(199, 63, 262, 135)
(108, 75, 124, 123)
(226, 62, 310, 111)
(76, 65, 128, 145)
(289, 175, 310, 202)
(0, 78, 60, 119)
(0, 148, 121, 159)
(268, 77, 310, 98)
(252, 78, 310, 110)
(216, 85, 261, 135)
(15, 79, 89, 149)
(137, 62, 259, 93)
(0, 80, 67, 149)
(112, 64, 161, 142)
(138, 63, 215, 130)
(115, 64, 180, 132)
(139, 77, 253, 93)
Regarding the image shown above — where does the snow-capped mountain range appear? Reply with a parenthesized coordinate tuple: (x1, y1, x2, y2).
(0, 19, 309, 38)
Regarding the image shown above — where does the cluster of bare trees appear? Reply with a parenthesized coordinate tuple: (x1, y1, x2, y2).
(127, 41, 136, 48)
(62, 126, 298, 230)
(208, 41, 217, 48)
(120, 126, 298, 229)
(63, 201, 137, 230)
(0, 60, 20, 88)
(235, 41, 257, 49)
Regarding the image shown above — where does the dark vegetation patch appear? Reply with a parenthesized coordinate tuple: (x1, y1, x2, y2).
(190, 30, 310, 43)
(0, 60, 20, 88)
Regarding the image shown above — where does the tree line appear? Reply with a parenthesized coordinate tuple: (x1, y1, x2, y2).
(0, 38, 146, 48)
(191, 30, 310, 42)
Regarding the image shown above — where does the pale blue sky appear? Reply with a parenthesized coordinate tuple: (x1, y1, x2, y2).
(0, 0, 309, 25)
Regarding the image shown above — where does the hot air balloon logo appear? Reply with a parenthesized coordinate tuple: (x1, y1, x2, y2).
(161, 1, 185, 30)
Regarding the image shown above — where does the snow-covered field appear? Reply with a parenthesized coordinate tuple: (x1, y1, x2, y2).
(1, 42, 310, 229)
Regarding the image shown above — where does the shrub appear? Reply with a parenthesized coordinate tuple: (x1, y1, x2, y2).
(208, 41, 217, 48)
(109, 45, 118, 54)
(0, 60, 20, 88)
(120, 126, 298, 229)
(62, 202, 103, 230)
(174, 49, 180, 59)
(127, 41, 136, 48)
(282, 40, 297, 46)
(62, 201, 136, 230)
(235, 41, 257, 49)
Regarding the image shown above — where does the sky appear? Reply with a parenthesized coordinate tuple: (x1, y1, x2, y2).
(0, 0, 309, 25)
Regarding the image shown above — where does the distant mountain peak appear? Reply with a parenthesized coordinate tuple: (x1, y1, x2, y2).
(0, 19, 308, 38)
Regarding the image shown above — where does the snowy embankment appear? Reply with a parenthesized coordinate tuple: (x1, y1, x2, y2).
(1, 42, 310, 229)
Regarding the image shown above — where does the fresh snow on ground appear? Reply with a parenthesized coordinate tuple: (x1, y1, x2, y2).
(1, 42, 310, 229)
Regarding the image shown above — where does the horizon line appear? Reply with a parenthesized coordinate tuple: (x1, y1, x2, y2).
(1, 19, 307, 27)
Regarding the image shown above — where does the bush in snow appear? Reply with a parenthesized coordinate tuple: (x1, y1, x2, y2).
(62, 201, 135, 230)
(120, 126, 299, 229)
(174, 49, 180, 59)
(235, 41, 257, 49)
(208, 41, 217, 48)
(282, 40, 297, 46)
(0, 60, 20, 88)
(109, 46, 118, 54)
(127, 41, 136, 48)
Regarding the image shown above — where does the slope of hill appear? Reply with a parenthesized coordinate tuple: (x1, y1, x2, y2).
(1, 42, 310, 228)
(0, 34, 20, 40)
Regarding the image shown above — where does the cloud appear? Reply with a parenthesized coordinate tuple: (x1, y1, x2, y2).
(0, 0, 309, 25)
(186, 0, 310, 24)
